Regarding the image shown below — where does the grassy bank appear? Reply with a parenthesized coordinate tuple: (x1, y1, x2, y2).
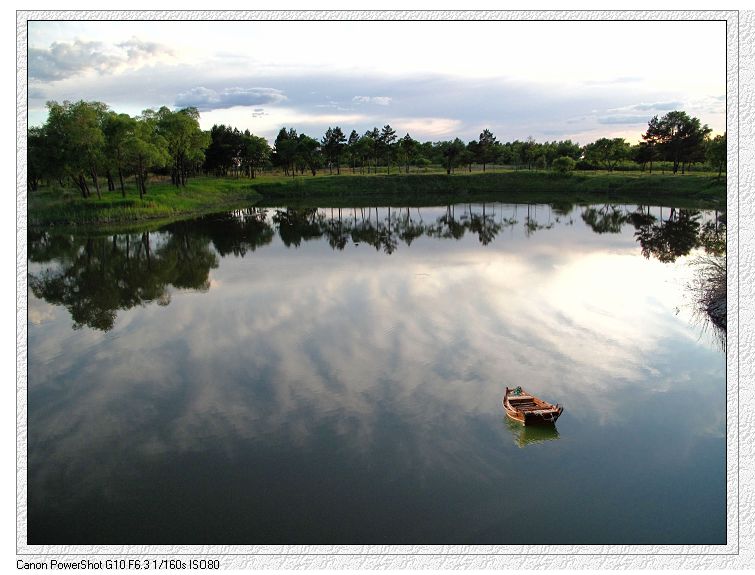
(252, 171, 726, 209)
(27, 170, 726, 227)
(27, 177, 262, 227)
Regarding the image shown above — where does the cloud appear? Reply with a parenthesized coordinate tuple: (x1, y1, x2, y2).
(684, 95, 726, 116)
(26, 54, 724, 144)
(391, 117, 462, 138)
(174, 86, 287, 111)
(540, 127, 592, 137)
(626, 101, 683, 111)
(29, 39, 120, 81)
(28, 86, 46, 99)
(597, 115, 651, 125)
(279, 111, 369, 126)
(583, 76, 643, 86)
(353, 96, 392, 106)
(116, 37, 170, 61)
(595, 101, 690, 127)
(28, 37, 173, 82)
(605, 101, 683, 115)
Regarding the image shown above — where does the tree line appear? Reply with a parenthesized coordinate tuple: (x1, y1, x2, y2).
(27, 100, 727, 197)
(28, 101, 210, 198)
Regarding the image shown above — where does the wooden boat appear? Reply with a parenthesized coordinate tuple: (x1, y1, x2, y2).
(503, 386, 563, 426)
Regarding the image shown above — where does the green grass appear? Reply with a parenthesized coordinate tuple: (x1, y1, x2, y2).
(28, 177, 262, 227)
(250, 170, 727, 210)
(27, 169, 726, 227)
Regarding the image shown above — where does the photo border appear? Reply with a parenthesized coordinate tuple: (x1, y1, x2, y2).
(16, 9, 747, 569)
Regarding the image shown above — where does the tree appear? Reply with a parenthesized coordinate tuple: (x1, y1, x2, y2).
(505, 141, 524, 169)
(706, 133, 726, 179)
(521, 137, 538, 170)
(555, 140, 582, 160)
(365, 127, 380, 173)
(641, 115, 663, 173)
(466, 140, 480, 172)
(643, 111, 711, 174)
(240, 132, 271, 179)
(27, 126, 50, 192)
(583, 138, 630, 172)
(296, 134, 322, 176)
(461, 144, 475, 172)
(346, 129, 360, 173)
(352, 135, 372, 174)
(333, 128, 347, 173)
(122, 115, 169, 199)
(632, 142, 656, 172)
(322, 126, 347, 175)
(205, 124, 244, 177)
(478, 128, 497, 171)
(156, 106, 209, 186)
(273, 127, 298, 177)
(397, 133, 417, 174)
(438, 138, 466, 174)
(379, 124, 397, 174)
(45, 100, 109, 198)
(103, 112, 137, 197)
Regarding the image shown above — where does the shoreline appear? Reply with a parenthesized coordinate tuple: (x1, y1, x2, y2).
(27, 171, 726, 228)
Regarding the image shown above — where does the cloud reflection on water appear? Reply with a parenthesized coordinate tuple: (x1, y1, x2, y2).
(29, 220, 720, 452)
(26, 204, 725, 543)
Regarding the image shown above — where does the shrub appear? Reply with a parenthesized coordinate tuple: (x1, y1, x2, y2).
(552, 156, 576, 174)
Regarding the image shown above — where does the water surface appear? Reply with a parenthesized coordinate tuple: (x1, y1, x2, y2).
(27, 202, 726, 544)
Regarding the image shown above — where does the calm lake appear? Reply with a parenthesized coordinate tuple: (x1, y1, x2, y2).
(27, 202, 726, 545)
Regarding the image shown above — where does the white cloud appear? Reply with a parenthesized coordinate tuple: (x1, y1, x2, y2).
(626, 101, 684, 112)
(353, 96, 392, 106)
(198, 107, 370, 142)
(583, 76, 643, 86)
(29, 39, 119, 81)
(390, 117, 463, 139)
(29, 36, 174, 82)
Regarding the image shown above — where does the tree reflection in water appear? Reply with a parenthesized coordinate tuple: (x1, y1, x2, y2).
(632, 207, 702, 263)
(627, 206, 726, 344)
(29, 230, 218, 331)
(28, 202, 725, 333)
(191, 208, 274, 257)
(581, 205, 628, 234)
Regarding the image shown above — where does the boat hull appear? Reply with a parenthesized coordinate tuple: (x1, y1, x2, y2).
(503, 387, 563, 426)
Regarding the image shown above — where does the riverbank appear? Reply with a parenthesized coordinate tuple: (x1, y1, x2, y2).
(252, 171, 726, 209)
(27, 170, 726, 227)
(27, 177, 263, 227)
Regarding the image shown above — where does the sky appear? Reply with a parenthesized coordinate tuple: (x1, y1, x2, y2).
(27, 18, 726, 147)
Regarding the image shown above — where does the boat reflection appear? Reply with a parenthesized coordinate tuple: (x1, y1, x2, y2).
(504, 416, 560, 448)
